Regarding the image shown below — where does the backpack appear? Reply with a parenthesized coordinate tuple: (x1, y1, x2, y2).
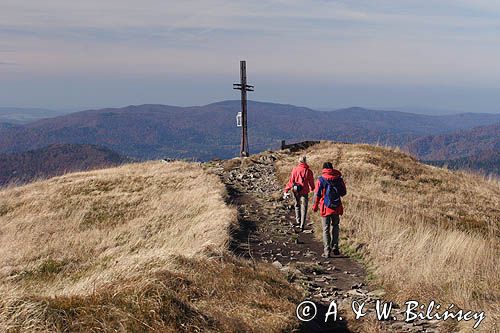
(319, 176, 346, 209)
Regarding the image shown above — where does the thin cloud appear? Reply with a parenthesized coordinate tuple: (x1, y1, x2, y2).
(0, 61, 19, 66)
(0, 0, 498, 108)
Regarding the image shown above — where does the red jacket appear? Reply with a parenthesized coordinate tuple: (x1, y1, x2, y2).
(313, 168, 346, 216)
(284, 163, 315, 195)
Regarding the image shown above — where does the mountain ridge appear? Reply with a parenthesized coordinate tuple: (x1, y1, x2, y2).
(0, 143, 130, 186)
(406, 122, 500, 174)
(1, 101, 499, 162)
(407, 122, 500, 160)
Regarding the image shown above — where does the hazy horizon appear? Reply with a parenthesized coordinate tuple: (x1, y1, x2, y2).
(1, 1, 499, 112)
(2, 99, 500, 116)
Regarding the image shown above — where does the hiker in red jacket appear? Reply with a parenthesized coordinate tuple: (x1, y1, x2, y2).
(313, 162, 347, 257)
(284, 156, 315, 231)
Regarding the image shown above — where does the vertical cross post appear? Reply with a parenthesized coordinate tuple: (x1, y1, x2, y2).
(240, 61, 248, 157)
(233, 60, 254, 157)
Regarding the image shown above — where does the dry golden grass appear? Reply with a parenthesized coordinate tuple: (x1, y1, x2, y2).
(276, 142, 500, 332)
(0, 161, 301, 332)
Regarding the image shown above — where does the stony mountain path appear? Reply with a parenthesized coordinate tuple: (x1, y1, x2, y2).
(206, 150, 441, 333)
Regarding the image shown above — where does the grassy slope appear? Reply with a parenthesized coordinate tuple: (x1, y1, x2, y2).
(0, 161, 301, 332)
(276, 142, 499, 332)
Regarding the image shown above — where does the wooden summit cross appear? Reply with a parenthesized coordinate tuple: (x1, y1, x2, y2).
(233, 60, 254, 157)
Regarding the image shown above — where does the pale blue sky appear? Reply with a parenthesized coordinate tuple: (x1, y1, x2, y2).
(0, 0, 499, 112)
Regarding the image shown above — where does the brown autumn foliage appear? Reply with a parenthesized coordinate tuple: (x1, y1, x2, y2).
(0, 143, 130, 186)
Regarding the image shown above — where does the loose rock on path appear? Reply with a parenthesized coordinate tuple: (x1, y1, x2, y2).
(207, 150, 441, 333)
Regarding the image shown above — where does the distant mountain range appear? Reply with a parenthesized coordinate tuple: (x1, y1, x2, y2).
(0, 107, 71, 124)
(371, 106, 497, 115)
(0, 144, 130, 186)
(0, 122, 21, 131)
(425, 149, 499, 175)
(1, 100, 499, 161)
(407, 122, 499, 160)
(407, 123, 499, 175)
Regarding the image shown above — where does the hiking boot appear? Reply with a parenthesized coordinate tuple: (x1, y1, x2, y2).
(332, 248, 341, 256)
